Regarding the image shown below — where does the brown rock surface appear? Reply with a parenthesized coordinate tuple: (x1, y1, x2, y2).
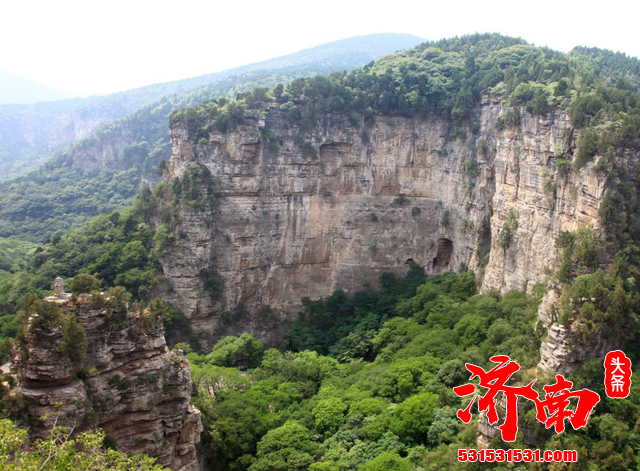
(161, 101, 607, 352)
(14, 300, 202, 471)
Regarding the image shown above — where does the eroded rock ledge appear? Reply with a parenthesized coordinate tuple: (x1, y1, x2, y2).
(13, 293, 202, 471)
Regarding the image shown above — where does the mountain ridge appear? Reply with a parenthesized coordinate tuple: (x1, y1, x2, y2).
(0, 70, 69, 105)
(0, 34, 426, 242)
(0, 33, 424, 182)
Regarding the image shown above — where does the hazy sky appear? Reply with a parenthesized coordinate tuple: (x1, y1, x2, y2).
(3, 0, 639, 97)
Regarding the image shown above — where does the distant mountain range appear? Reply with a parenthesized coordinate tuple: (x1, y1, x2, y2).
(0, 33, 425, 182)
(0, 70, 69, 105)
(0, 33, 425, 242)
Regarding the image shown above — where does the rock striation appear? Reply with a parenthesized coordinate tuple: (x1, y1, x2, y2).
(13, 291, 202, 471)
(161, 99, 607, 353)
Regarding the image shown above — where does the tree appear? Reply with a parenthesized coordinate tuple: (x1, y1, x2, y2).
(59, 315, 87, 368)
(19, 298, 64, 339)
(0, 418, 166, 470)
(357, 452, 411, 471)
(70, 274, 101, 296)
(313, 398, 348, 433)
(574, 127, 600, 170)
(249, 421, 318, 471)
(427, 407, 460, 445)
(390, 393, 438, 444)
(453, 315, 488, 347)
(208, 394, 266, 466)
(207, 333, 264, 368)
(554, 79, 569, 97)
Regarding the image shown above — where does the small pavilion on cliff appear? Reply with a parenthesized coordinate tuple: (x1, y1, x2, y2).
(44, 277, 71, 305)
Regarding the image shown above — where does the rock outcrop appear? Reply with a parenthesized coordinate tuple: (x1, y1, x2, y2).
(13, 293, 202, 471)
(159, 99, 608, 351)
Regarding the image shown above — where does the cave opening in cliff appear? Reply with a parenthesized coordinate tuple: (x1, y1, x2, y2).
(433, 238, 453, 268)
(403, 259, 415, 275)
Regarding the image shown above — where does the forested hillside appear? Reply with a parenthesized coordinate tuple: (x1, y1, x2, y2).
(0, 33, 423, 183)
(0, 34, 423, 241)
(0, 97, 84, 181)
(172, 34, 639, 135)
(1, 33, 640, 471)
(186, 272, 640, 471)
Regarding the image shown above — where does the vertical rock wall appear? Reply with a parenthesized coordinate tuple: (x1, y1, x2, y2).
(161, 100, 607, 350)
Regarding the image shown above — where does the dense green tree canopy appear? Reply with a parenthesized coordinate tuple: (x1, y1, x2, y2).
(189, 269, 640, 471)
(0, 419, 167, 470)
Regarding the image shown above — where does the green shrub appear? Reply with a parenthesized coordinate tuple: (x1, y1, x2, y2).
(17, 297, 64, 343)
(440, 210, 450, 227)
(496, 109, 521, 130)
(70, 274, 101, 296)
(574, 128, 600, 171)
(300, 142, 318, 159)
(108, 374, 122, 386)
(497, 210, 518, 249)
(394, 194, 408, 205)
(543, 177, 555, 198)
(58, 315, 87, 369)
(555, 159, 571, 178)
(0, 419, 164, 469)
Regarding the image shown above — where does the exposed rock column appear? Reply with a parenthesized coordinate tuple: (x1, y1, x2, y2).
(13, 296, 203, 471)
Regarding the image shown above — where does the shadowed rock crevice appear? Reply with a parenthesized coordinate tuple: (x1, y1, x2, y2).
(432, 238, 453, 272)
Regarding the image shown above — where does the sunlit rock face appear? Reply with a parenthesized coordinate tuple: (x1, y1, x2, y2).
(162, 99, 606, 353)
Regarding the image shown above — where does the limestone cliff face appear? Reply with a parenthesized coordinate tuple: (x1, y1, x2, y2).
(47, 107, 126, 150)
(536, 281, 621, 373)
(14, 297, 202, 471)
(68, 126, 137, 172)
(161, 100, 607, 352)
(482, 114, 604, 291)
